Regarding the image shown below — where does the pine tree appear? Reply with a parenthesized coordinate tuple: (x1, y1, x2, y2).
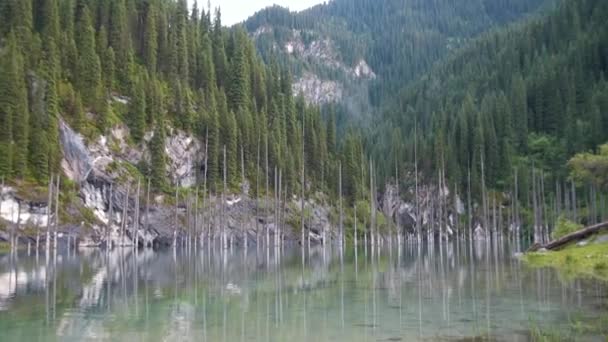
(102, 46, 115, 90)
(206, 86, 220, 189)
(150, 120, 167, 189)
(228, 29, 250, 112)
(0, 33, 16, 178)
(40, 0, 60, 43)
(218, 90, 238, 188)
(176, 0, 189, 82)
(144, 3, 158, 74)
(511, 73, 528, 151)
(212, 8, 228, 89)
(326, 107, 337, 156)
(129, 73, 147, 142)
(4, 32, 29, 178)
(76, 6, 102, 108)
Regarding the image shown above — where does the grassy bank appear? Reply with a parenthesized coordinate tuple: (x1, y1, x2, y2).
(523, 236, 608, 282)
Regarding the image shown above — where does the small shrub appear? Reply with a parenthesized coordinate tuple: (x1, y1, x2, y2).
(552, 215, 583, 240)
(564, 255, 575, 264)
(594, 262, 607, 271)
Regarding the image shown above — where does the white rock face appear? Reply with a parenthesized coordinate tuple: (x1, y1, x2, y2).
(293, 72, 344, 105)
(254, 27, 376, 105)
(60, 119, 204, 189)
(0, 186, 48, 227)
(353, 59, 376, 79)
(164, 128, 203, 188)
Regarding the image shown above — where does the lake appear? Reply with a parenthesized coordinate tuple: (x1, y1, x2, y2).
(0, 240, 606, 341)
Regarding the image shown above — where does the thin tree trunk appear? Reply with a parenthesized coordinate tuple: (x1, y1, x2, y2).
(339, 161, 343, 248)
(107, 183, 113, 250)
(370, 160, 376, 248)
(572, 180, 577, 223)
(174, 187, 178, 248)
(223, 145, 227, 250)
(122, 183, 130, 247)
(256, 131, 260, 247)
(145, 179, 150, 248)
(301, 110, 305, 252)
(194, 187, 199, 250)
(532, 168, 539, 243)
(135, 179, 141, 250)
(414, 122, 420, 243)
(54, 176, 60, 250)
(46, 175, 54, 253)
(354, 204, 358, 247)
(203, 130, 209, 247)
(468, 167, 472, 242)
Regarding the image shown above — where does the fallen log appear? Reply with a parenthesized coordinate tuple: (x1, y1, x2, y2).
(527, 221, 608, 252)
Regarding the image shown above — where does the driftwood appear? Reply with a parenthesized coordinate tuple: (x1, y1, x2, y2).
(527, 221, 608, 252)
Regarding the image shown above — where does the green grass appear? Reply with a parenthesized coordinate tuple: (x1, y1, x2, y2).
(523, 237, 608, 281)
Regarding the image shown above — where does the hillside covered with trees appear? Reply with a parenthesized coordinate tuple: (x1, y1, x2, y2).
(0, 0, 365, 201)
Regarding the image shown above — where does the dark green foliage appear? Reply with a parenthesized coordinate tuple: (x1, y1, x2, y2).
(129, 73, 146, 142)
(0, 0, 359, 199)
(368, 0, 608, 198)
(3, 33, 29, 178)
(76, 5, 101, 108)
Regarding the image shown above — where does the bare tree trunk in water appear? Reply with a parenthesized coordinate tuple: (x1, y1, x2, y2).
(541, 171, 547, 243)
(256, 132, 260, 247)
(468, 168, 472, 243)
(107, 183, 113, 250)
(203, 130, 208, 247)
(54, 176, 60, 250)
(223, 145, 227, 250)
(339, 161, 343, 248)
(396, 161, 401, 243)
(301, 110, 305, 253)
(266, 136, 270, 248)
(354, 204, 358, 247)
(370, 160, 376, 248)
(145, 179, 150, 248)
(415, 123, 420, 243)
(480, 154, 488, 235)
(194, 187, 199, 250)
(532, 168, 538, 243)
(135, 179, 141, 250)
(122, 183, 130, 247)
(174, 187, 178, 248)
(514, 168, 519, 238)
(46, 175, 54, 253)
(572, 180, 577, 224)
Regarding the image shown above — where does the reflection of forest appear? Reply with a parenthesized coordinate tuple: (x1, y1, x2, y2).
(0, 241, 605, 341)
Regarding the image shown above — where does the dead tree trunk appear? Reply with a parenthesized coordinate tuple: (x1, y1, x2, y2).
(528, 221, 608, 252)
(46, 175, 54, 252)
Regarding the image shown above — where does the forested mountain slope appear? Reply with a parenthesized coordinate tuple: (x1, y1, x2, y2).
(371, 0, 608, 199)
(245, 0, 555, 113)
(0, 0, 358, 199)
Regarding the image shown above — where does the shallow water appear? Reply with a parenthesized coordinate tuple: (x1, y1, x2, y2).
(0, 240, 606, 341)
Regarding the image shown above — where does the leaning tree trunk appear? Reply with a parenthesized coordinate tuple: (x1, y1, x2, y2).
(528, 221, 608, 252)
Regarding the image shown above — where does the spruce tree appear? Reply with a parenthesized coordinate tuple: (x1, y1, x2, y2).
(206, 86, 220, 189)
(76, 6, 102, 108)
(129, 73, 147, 142)
(144, 4, 158, 74)
(5, 32, 29, 178)
(0, 33, 15, 178)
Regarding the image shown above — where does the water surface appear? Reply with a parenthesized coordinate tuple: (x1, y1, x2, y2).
(0, 241, 606, 341)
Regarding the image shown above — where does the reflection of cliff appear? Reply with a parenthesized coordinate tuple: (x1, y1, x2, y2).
(0, 260, 47, 311)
